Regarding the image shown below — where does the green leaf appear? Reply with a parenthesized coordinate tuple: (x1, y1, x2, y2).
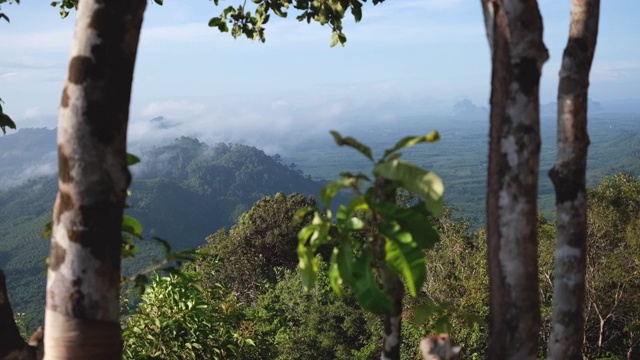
(42, 220, 53, 239)
(292, 206, 314, 225)
(384, 236, 426, 296)
(383, 131, 440, 159)
(351, 3, 362, 22)
(336, 242, 355, 287)
(153, 237, 172, 255)
(330, 32, 347, 47)
(126, 153, 141, 166)
(320, 177, 358, 207)
(0, 113, 16, 134)
(122, 215, 143, 239)
(374, 202, 439, 249)
(352, 255, 392, 314)
(153, 0, 163, 5)
(411, 299, 441, 325)
(329, 130, 373, 161)
(298, 245, 318, 290)
(328, 249, 344, 296)
(297, 224, 317, 245)
(373, 160, 444, 216)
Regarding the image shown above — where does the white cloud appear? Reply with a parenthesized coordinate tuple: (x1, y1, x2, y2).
(140, 100, 208, 119)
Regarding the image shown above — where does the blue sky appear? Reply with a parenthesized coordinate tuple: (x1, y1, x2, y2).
(1, 0, 639, 150)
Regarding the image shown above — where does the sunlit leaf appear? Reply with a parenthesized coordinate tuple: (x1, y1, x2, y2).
(298, 245, 318, 290)
(328, 249, 344, 296)
(373, 160, 444, 216)
(384, 236, 426, 296)
(382, 131, 440, 159)
(336, 241, 355, 287)
(122, 215, 143, 239)
(330, 130, 373, 161)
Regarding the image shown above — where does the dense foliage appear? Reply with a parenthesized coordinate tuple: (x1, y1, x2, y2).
(120, 174, 640, 359)
(0, 136, 324, 327)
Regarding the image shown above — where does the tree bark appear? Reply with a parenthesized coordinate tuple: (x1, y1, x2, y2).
(375, 179, 404, 360)
(44, 1, 146, 359)
(0, 270, 38, 360)
(480, 1, 548, 359)
(547, 1, 600, 359)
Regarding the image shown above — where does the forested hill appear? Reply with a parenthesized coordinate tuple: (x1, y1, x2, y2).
(128, 136, 323, 249)
(0, 135, 324, 322)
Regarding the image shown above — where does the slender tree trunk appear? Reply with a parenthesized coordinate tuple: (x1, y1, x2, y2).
(480, 1, 548, 359)
(547, 1, 600, 359)
(44, 1, 146, 359)
(375, 179, 404, 360)
(380, 266, 404, 360)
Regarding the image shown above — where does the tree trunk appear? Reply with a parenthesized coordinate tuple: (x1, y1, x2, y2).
(380, 266, 404, 360)
(547, 1, 600, 359)
(375, 179, 405, 360)
(44, 1, 146, 359)
(480, 1, 548, 359)
(0, 270, 38, 360)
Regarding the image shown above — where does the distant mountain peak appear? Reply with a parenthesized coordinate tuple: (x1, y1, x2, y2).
(450, 99, 488, 117)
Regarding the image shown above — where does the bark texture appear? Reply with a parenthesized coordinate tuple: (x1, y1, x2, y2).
(44, 1, 146, 359)
(547, 1, 600, 359)
(480, 1, 548, 359)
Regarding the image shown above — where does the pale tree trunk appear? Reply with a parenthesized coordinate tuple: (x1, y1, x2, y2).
(547, 1, 600, 359)
(480, 1, 548, 359)
(44, 1, 146, 359)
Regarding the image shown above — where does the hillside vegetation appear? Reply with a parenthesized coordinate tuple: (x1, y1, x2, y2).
(0, 136, 324, 325)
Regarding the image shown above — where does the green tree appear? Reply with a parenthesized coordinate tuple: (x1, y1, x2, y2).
(122, 272, 249, 360)
(297, 131, 444, 360)
(194, 193, 318, 304)
(582, 174, 640, 358)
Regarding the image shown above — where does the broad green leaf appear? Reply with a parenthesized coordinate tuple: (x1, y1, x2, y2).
(346, 195, 369, 214)
(122, 215, 143, 239)
(330, 130, 373, 161)
(336, 241, 355, 287)
(382, 131, 440, 159)
(384, 237, 426, 296)
(126, 153, 141, 166)
(411, 299, 442, 325)
(292, 206, 314, 225)
(351, 2, 362, 22)
(373, 160, 444, 216)
(297, 224, 317, 245)
(352, 255, 392, 314)
(0, 113, 16, 134)
(374, 202, 439, 249)
(343, 217, 364, 230)
(328, 249, 344, 296)
(298, 245, 318, 290)
(320, 177, 358, 207)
